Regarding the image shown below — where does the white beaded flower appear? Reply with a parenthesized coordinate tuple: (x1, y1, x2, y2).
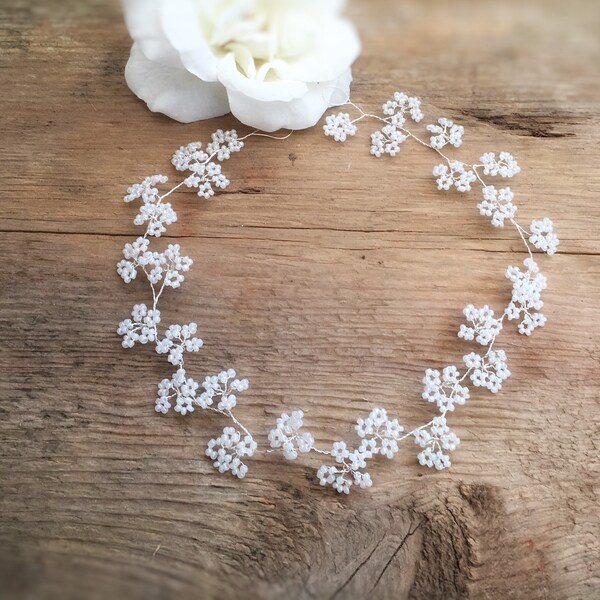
(172, 131, 242, 199)
(370, 125, 407, 157)
(427, 118, 464, 149)
(117, 304, 161, 348)
(206, 426, 256, 479)
(312, 408, 404, 494)
(117, 237, 151, 283)
(172, 132, 243, 171)
(422, 366, 470, 413)
(480, 151, 520, 178)
(133, 201, 178, 237)
(463, 349, 511, 393)
(382, 91, 424, 126)
(355, 408, 404, 446)
(529, 218, 559, 256)
(156, 322, 203, 366)
(323, 113, 358, 142)
(184, 161, 230, 199)
(197, 369, 249, 411)
(413, 415, 459, 470)
(134, 244, 193, 289)
(318, 468, 354, 494)
(505, 259, 548, 335)
(124, 175, 169, 203)
(458, 304, 503, 345)
(316, 459, 367, 494)
(433, 160, 476, 192)
(172, 142, 209, 171)
(206, 129, 244, 161)
(155, 379, 173, 414)
(124, 175, 178, 237)
(156, 367, 199, 416)
(268, 410, 315, 460)
(477, 186, 517, 227)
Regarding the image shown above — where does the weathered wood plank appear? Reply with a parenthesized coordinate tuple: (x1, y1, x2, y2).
(0, 0, 599, 598)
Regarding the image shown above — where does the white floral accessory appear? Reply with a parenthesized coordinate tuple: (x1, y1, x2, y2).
(117, 92, 558, 493)
(122, 0, 360, 131)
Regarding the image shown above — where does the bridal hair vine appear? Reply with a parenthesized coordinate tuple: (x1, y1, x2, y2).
(117, 92, 558, 493)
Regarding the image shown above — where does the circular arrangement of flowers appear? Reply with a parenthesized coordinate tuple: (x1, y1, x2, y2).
(117, 91, 558, 494)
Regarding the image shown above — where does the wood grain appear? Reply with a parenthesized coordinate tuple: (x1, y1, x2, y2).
(1, 0, 599, 598)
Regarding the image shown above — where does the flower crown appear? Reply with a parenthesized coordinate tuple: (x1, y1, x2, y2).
(117, 92, 558, 494)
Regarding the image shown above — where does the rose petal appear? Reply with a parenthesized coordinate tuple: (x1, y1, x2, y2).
(217, 53, 308, 103)
(227, 68, 353, 132)
(159, 0, 219, 82)
(125, 43, 229, 123)
(329, 69, 354, 106)
(122, 0, 182, 68)
(226, 43, 257, 79)
(284, 19, 361, 83)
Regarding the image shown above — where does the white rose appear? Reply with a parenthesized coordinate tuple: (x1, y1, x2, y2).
(123, 0, 361, 132)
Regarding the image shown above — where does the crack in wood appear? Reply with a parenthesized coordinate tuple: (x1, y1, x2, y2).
(370, 520, 423, 594)
(328, 530, 388, 600)
(458, 109, 580, 138)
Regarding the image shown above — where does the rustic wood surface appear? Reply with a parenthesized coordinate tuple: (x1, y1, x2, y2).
(1, 0, 599, 598)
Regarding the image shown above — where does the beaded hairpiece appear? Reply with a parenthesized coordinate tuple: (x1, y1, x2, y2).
(117, 92, 558, 493)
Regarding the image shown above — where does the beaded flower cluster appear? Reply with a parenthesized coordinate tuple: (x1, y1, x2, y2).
(117, 131, 258, 479)
(118, 92, 558, 492)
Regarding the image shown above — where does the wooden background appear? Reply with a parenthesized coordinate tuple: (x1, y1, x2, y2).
(1, 0, 599, 598)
